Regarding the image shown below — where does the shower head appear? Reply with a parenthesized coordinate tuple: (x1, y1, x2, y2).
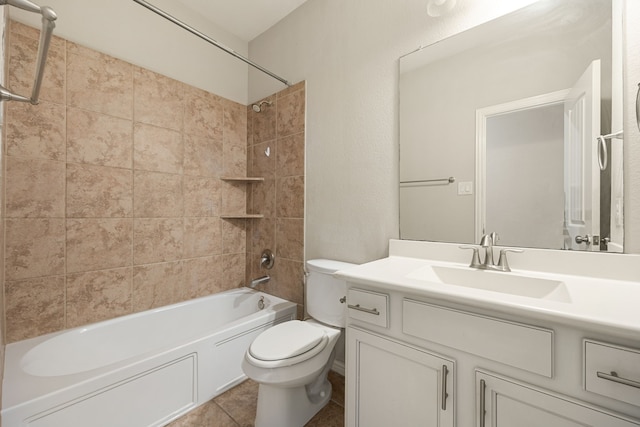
(252, 100, 272, 113)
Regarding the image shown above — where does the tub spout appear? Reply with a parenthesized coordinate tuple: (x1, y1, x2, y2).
(249, 275, 270, 288)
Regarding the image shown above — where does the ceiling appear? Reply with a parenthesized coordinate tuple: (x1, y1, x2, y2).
(175, 0, 310, 42)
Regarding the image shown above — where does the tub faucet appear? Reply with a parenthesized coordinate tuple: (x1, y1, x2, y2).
(249, 275, 270, 288)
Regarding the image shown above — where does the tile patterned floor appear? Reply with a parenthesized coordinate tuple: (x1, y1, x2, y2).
(169, 371, 345, 426)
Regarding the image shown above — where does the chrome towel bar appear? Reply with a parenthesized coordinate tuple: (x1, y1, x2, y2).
(636, 83, 640, 131)
(0, 0, 57, 104)
(400, 176, 455, 186)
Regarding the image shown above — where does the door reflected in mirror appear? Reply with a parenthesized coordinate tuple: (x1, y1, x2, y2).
(399, 0, 623, 252)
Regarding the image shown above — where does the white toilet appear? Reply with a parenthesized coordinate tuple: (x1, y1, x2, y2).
(242, 259, 355, 427)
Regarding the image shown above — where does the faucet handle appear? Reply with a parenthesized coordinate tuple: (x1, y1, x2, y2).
(496, 248, 523, 272)
(260, 249, 275, 269)
(459, 245, 482, 268)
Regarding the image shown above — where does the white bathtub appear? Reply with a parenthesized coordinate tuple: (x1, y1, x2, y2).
(2, 288, 297, 427)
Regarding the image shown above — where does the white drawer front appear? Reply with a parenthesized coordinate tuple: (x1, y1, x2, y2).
(585, 340, 640, 406)
(403, 299, 553, 377)
(347, 288, 389, 328)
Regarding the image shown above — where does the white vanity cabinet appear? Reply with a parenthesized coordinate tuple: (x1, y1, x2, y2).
(584, 340, 640, 407)
(347, 327, 454, 427)
(345, 284, 640, 427)
(345, 287, 455, 427)
(477, 370, 640, 427)
(339, 240, 640, 426)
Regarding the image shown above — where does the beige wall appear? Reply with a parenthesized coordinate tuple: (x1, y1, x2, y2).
(3, 21, 247, 343)
(248, 0, 541, 264)
(249, 0, 640, 262)
(246, 83, 306, 313)
(2, 18, 305, 427)
(0, 4, 6, 408)
(3, 20, 306, 344)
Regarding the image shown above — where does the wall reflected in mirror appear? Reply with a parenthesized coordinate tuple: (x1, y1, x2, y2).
(399, 0, 623, 252)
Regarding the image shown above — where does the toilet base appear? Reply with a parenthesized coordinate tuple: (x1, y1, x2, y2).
(254, 380, 332, 427)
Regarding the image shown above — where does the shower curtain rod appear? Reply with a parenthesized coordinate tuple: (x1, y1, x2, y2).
(132, 0, 291, 87)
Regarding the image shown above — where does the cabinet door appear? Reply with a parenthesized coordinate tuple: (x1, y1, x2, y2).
(477, 371, 640, 427)
(347, 327, 454, 427)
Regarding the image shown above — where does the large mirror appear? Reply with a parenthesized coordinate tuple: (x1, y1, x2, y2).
(399, 0, 624, 252)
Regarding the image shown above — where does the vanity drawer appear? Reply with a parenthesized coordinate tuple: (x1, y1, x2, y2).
(584, 340, 640, 406)
(347, 288, 389, 328)
(403, 299, 553, 377)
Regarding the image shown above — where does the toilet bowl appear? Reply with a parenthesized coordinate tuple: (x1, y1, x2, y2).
(241, 259, 356, 427)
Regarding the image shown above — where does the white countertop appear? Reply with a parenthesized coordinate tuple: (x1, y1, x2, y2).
(336, 240, 640, 340)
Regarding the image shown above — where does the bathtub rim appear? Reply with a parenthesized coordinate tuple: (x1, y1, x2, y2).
(2, 288, 297, 412)
(19, 287, 289, 377)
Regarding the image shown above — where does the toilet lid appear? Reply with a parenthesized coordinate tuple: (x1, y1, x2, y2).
(249, 320, 326, 361)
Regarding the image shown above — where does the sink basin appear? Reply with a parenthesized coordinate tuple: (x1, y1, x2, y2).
(406, 265, 572, 303)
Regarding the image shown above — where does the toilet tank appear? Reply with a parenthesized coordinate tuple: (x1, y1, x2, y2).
(305, 259, 357, 328)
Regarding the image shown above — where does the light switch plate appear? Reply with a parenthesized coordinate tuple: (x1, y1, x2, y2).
(458, 181, 473, 195)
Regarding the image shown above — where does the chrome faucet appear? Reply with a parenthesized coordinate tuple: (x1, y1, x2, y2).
(460, 232, 523, 272)
(479, 232, 498, 268)
(249, 275, 270, 288)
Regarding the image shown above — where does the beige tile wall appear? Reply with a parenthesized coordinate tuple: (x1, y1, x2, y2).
(2, 18, 306, 427)
(3, 21, 252, 343)
(246, 82, 306, 312)
(0, 8, 7, 405)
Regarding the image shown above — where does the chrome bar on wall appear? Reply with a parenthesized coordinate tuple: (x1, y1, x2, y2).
(0, 0, 57, 104)
(400, 176, 455, 187)
(132, 0, 291, 87)
(636, 83, 640, 131)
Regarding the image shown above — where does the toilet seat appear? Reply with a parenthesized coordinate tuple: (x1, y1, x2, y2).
(247, 321, 329, 368)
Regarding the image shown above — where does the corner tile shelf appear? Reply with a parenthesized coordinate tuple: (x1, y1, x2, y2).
(220, 176, 265, 219)
(220, 177, 265, 182)
(220, 214, 264, 219)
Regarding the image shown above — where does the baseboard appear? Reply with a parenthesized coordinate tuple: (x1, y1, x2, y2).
(331, 360, 345, 376)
